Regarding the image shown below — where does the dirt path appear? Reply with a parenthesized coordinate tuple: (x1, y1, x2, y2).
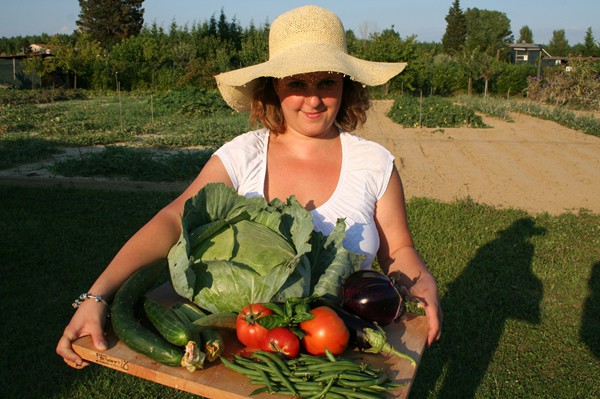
(1, 100, 599, 215)
(357, 100, 600, 215)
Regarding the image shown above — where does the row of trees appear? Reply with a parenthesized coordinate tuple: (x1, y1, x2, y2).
(1, 0, 598, 98)
(441, 0, 599, 58)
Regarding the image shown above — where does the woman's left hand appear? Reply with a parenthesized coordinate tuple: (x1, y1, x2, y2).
(408, 272, 443, 346)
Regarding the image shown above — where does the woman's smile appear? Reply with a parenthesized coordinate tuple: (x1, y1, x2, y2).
(304, 110, 324, 119)
(274, 72, 343, 138)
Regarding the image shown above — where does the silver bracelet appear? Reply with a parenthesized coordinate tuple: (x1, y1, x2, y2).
(72, 293, 109, 309)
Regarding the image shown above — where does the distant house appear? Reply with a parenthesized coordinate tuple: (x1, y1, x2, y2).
(29, 44, 53, 55)
(509, 43, 569, 68)
(510, 43, 544, 64)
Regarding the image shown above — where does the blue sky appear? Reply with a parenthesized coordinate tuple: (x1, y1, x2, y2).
(2, 0, 599, 45)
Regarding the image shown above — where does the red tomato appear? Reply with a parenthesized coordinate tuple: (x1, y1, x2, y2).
(262, 327, 300, 358)
(300, 306, 349, 356)
(236, 303, 273, 348)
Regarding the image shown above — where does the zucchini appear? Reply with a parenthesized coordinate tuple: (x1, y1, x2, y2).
(181, 340, 206, 372)
(143, 297, 195, 346)
(198, 327, 224, 362)
(171, 303, 226, 363)
(111, 259, 183, 367)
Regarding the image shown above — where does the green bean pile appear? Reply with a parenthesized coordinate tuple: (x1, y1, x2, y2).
(220, 349, 405, 399)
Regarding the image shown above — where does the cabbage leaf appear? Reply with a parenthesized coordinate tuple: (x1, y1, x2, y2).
(167, 183, 364, 313)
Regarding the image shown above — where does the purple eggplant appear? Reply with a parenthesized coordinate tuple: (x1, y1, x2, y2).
(342, 270, 406, 326)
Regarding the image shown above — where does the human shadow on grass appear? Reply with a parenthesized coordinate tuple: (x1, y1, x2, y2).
(413, 217, 545, 398)
(581, 261, 600, 358)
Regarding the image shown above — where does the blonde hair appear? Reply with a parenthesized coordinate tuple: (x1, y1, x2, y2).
(249, 76, 370, 134)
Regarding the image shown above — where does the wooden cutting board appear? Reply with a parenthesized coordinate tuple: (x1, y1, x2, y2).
(73, 285, 429, 399)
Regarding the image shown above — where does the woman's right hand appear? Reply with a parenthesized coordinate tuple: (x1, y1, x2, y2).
(56, 299, 109, 368)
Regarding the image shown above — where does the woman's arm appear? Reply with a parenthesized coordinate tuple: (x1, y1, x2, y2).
(374, 165, 443, 346)
(56, 155, 233, 367)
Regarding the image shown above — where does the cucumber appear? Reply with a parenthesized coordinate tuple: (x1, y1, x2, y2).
(192, 312, 238, 330)
(171, 302, 207, 322)
(111, 259, 183, 367)
(143, 297, 195, 347)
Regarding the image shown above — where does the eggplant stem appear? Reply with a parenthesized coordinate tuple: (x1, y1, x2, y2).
(363, 325, 417, 368)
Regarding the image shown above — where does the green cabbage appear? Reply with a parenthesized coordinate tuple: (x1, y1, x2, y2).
(167, 183, 364, 313)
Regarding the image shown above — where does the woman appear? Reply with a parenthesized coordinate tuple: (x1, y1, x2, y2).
(57, 5, 442, 368)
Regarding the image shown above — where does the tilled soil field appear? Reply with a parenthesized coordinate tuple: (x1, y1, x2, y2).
(357, 100, 600, 215)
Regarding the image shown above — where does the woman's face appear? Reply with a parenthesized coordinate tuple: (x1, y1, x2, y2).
(274, 72, 343, 138)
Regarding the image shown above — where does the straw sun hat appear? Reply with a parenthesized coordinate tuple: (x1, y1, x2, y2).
(214, 5, 407, 112)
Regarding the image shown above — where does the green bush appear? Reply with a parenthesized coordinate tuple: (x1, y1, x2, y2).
(387, 95, 487, 128)
(495, 63, 537, 97)
(430, 54, 466, 95)
(153, 87, 231, 117)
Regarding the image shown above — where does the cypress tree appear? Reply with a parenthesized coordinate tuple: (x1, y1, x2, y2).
(442, 0, 467, 55)
(547, 29, 570, 57)
(77, 0, 144, 49)
(582, 27, 598, 56)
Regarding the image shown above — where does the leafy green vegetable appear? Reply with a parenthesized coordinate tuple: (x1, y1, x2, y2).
(258, 296, 316, 339)
(167, 183, 364, 313)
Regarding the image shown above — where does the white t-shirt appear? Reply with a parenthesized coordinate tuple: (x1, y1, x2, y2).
(214, 129, 395, 269)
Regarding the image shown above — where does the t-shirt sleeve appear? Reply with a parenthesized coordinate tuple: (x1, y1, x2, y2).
(213, 143, 239, 189)
(212, 129, 267, 197)
(354, 135, 395, 200)
(376, 148, 395, 200)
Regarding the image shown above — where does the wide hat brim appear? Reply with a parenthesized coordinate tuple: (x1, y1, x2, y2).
(215, 44, 406, 112)
(214, 5, 407, 112)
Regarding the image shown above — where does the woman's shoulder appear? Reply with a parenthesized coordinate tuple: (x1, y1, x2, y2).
(338, 132, 394, 200)
(213, 128, 269, 190)
(216, 128, 268, 154)
(340, 131, 393, 159)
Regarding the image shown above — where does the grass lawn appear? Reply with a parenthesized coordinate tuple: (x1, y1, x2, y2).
(0, 185, 598, 399)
